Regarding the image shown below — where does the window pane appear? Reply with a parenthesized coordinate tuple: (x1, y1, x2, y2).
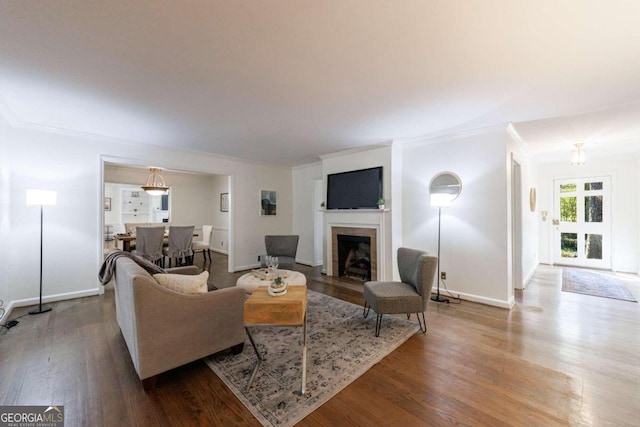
(560, 183, 577, 193)
(584, 182, 603, 191)
(560, 197, 577, 222)
(584, 196, 603, 222)
(561, 233, 578, 258)
(585, 234, 603, 259)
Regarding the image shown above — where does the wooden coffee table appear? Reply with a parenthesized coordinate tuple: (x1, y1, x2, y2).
(244, 285, 308, 394)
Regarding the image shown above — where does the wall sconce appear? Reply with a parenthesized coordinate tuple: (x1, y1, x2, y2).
(571, 143, 586, 165)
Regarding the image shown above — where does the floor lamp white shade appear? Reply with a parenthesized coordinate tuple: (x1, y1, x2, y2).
(26, 189, 57, 206)
(430, 193, 453, 207)
(26, 189, 56, 315)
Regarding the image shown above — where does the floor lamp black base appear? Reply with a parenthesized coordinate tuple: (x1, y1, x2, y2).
(430, 295, 450, 303)
(29, 306, 52, 315)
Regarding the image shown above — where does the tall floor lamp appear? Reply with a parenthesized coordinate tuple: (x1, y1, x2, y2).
(26, 189, 57, 315)
(429, 172, 462, 304)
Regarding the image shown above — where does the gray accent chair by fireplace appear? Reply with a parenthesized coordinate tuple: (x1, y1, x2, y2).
(262, 235, 299, 269)
(363, 247, 438, 337)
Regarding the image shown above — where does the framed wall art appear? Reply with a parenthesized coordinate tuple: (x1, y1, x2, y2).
(260, 190, 276, 216)
(104, 197, 111, 211)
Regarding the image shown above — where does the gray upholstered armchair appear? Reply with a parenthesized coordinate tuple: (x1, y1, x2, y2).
(262, 235, 299, 269)
(363, 247, 438, 337)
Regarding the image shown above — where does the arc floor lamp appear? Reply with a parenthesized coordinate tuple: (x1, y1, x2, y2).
(429, 172, 462, 303)
(26, 189, 57, 315)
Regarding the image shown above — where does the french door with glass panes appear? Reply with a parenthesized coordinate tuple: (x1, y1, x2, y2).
(553, 176, 611, 269)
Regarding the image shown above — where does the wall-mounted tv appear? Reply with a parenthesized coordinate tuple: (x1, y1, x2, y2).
(327, 166, 383, 210)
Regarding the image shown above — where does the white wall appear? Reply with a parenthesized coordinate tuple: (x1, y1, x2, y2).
(536, 155, 639, 273)
(402, 127, 513, 307)
(3, 121, 292, 312)
(292, 162, 322, 266)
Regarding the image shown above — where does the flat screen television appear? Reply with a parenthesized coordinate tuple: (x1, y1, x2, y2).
(326, 166, 383, 210)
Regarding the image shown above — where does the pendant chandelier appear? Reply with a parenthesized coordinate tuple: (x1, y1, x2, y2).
(141, 167, 169, 195)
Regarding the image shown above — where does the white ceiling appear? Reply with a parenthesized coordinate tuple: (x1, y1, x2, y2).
(2, 1, 640, 166)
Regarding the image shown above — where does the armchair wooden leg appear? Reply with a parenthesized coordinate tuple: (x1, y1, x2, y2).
(142, 375, 157, 391)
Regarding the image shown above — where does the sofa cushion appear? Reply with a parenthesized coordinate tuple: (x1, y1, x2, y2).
(153, 271, 209, 294)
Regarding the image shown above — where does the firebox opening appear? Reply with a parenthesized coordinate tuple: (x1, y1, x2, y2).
(337, 234, 371, 281)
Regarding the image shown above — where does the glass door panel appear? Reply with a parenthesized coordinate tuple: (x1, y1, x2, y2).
(553, 176, 611, 269)
(560, 233, 578, 258)
(585, 234, 603, 260)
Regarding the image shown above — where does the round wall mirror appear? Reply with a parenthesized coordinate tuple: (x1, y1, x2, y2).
(429, 172, 462, 205)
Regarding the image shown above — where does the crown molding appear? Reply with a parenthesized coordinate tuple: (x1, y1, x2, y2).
(292, 160, 322, 171)
(319, 141, 393, 161)
(506, 122, 526, 144)
(400, 122, 510, 149)
(0, 93, 293, 170)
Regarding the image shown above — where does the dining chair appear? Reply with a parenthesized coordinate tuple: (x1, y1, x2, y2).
(132, 226, 165, 267)
(192, 225, 213, 262)
(163, 225, 195, 267)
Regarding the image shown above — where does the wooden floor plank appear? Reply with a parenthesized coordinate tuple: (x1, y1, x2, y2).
(1, 255, 639, 426)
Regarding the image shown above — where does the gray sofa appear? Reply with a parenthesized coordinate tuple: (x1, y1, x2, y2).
(112, 256, 246, 389)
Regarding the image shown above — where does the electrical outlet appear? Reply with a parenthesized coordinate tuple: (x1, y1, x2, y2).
(441, 272, 447, 280)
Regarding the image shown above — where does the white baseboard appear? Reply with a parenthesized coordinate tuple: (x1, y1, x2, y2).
(212, 248, 228, 255)
(522, 266, 537, 289)
(295, 259, 324, 267)
(1, 301, 15, 323)
(430, 288, 514, 309)
(234, 263, 261, 272)
(1, 288, 102, 323)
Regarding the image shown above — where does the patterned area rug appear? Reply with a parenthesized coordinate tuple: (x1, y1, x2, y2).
(205, 290, 420, 427)
(562, 268, 638, 302)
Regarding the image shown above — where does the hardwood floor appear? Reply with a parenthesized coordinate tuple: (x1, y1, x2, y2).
(1, 253, 639, 426)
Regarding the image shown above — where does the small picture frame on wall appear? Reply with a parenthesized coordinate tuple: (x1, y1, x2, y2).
(260, 190, 276, 216)
(220, 193, 229, 212)
(104, 197, 111, 211)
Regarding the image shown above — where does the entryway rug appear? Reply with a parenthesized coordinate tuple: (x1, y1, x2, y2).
(204, 290, 420, 427)
(562, 268, 638, 302)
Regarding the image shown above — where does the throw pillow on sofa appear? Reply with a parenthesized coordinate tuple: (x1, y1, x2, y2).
(153, 271, 209, 294)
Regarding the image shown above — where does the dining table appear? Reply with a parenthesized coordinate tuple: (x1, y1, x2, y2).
(115, 232, 198, 252)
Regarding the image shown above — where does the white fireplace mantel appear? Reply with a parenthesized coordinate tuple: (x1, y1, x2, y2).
(324, 209, 391, 280)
